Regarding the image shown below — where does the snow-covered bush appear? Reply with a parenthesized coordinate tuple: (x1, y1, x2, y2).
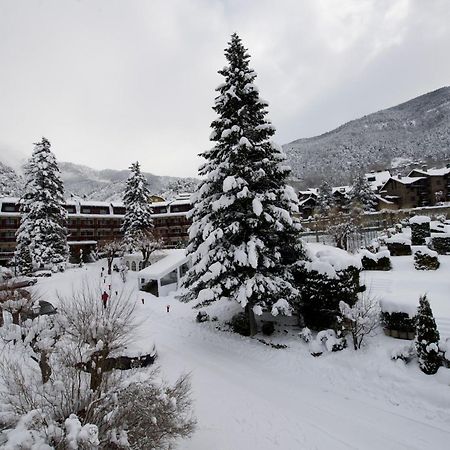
(413, 247, 440, 270)
(294, 245, 362, 332)
(261, 321, 275, 336)
(385, 235, 412, 256)
(360, 249, 391, 271)
(381, 311, 416, 339)
(415, 295, 441, 375)
(311, 329, 346, 354)
(409, 216, 431, 246)
(391, 343, 416, 364)
(439, 339, 450, 368)
(0, 284, 195, 448)
(99, 373, 196, 450)
(196, 310, 209, 323)
(0, 410, 99, 449)
(299, 327, 312, 343)
(339, 293, 380, 350)
(230, 312, 251, 336)
(380, 296, 418, 339)
(430, 234, 450, 255)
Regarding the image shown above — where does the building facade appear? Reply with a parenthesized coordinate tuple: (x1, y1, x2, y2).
(0, 194, 192, 264)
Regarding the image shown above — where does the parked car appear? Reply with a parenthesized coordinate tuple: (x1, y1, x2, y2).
(0, 277, 38, 290)
(34, 270, 52, 278)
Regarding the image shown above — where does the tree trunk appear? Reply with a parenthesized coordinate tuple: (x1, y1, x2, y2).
(107, 257, 113, 275)
(245, 304, 257, 336)
(39, 350, 52, 384)
(12, 311, 20, 325)
(0, 308, 3, 327)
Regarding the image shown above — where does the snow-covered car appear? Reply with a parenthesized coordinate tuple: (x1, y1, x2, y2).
(34, 270, 53, 278)
(6, 277, 38, 289)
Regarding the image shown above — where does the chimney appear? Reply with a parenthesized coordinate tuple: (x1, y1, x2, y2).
(446, 163, 450, 169)
(397, 173, 402, 180)
(422, 164, 427, 172)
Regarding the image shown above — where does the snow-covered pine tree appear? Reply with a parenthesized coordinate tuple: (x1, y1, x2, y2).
(349, 173, 378, 212)
(15, 137, 68, 271)
(317, 181, 334, 215)
(121, 162, 153, 250)
(179, 33, 305, 335)
(415, 295, 441, 375)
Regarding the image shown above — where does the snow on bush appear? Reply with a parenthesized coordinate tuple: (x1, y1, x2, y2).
(413, 247, 440, 270)
(295, 244, 362, 332)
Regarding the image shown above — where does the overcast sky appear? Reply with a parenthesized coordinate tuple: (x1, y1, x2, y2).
(1, 0, 449, 177)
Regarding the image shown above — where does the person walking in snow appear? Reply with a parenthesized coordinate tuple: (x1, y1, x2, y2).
(166, 304, 170, 313)
(101, 290, 109, 309)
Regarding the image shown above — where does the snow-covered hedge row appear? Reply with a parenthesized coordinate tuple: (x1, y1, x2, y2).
(380, 296, 417, 339)
(359, 249, 391, 271)
(386, 234, 412, 256)
(413, 246, 440, 270)
(430, 234, 450, 254)
(409, 216, 431, 246)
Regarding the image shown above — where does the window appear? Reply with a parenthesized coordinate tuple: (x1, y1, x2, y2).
(2, 204, 17, 212)
(160, 269, 177, 286)
(131, 261, 137, 271)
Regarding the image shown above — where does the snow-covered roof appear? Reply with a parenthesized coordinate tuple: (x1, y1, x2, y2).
(384, 176, 425, 186)
(365, 170, 391, 190)
(68, 240, 97, 245)
(332, 186, 351, 195)
(408, 167, 450, 177)
(375, 194, 394, 205)
(78, 200, 111, 207)
(0, 197, 20, 203)
(138, 249, 188, 279)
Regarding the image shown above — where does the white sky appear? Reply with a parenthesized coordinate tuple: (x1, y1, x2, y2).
(1, 0, 449, 176)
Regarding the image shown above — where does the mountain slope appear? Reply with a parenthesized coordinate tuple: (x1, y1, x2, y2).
(0, 161, 198, 201)
(283, 86, 450, 187)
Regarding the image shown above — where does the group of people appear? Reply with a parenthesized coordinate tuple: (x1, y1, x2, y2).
(99, 265, 171, 313)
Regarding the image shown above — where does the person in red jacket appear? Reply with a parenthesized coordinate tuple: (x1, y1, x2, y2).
(101, 290, 109, 309)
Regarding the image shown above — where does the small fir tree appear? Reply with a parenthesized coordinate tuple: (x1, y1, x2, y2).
(121, 162, 153, 250)
(15, 137, 68, 270)
(349, 174, 378, 212)
(179, 33, 305, 335)
(14, 242, 33, 275)
(415, 295, 441, 375)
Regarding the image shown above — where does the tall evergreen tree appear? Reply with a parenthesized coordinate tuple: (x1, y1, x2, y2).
(349, 174, 378, 212)
(415, 295, 441, 375)
(121, 162, 153, 250)
(15, 137, 68, 271)
(179, 34, 305, 335)
(317, 181, 334, 215)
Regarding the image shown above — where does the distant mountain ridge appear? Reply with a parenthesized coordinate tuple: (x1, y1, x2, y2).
(283, 86, 450, 187)
(0, 160, 198, 201)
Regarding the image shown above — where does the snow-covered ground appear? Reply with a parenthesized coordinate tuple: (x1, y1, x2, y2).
(30, 259, 450, 450)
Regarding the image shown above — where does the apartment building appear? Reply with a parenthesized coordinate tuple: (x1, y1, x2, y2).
(0, 194, 193, 264)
